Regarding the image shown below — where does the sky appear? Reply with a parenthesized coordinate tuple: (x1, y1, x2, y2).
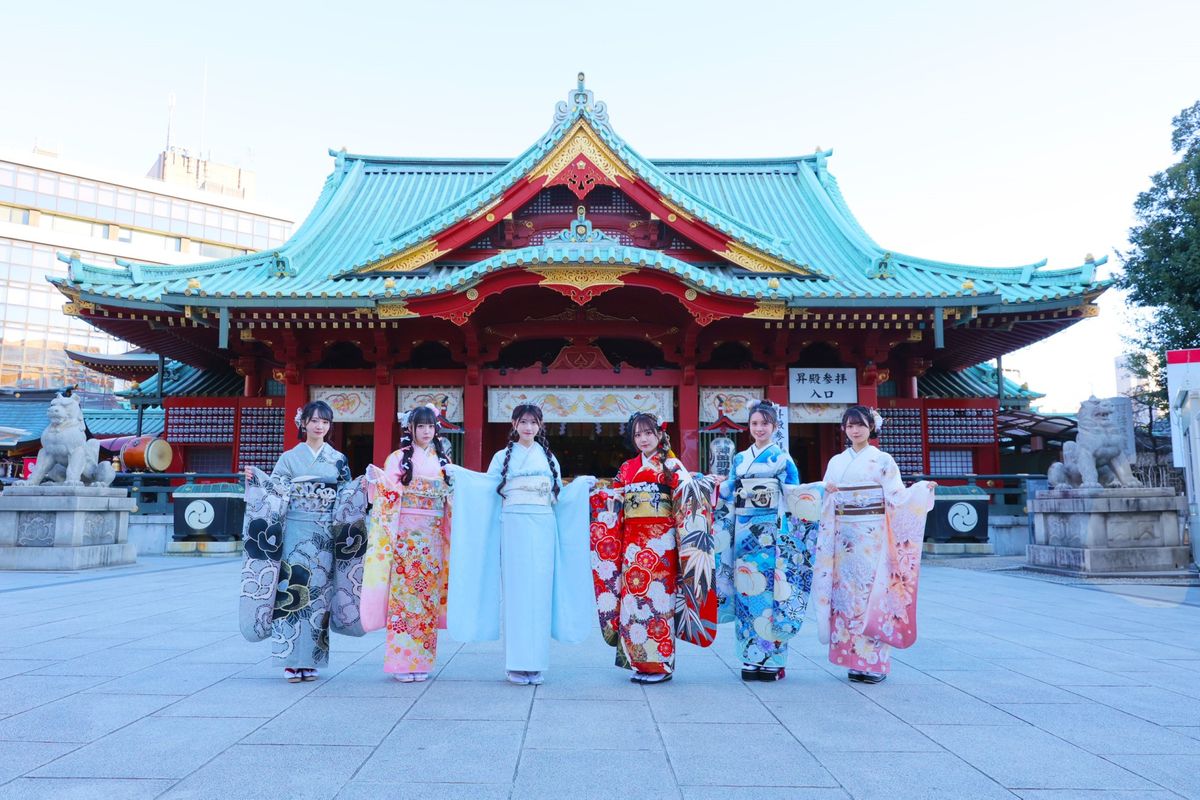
(3, 0, 1198, 411)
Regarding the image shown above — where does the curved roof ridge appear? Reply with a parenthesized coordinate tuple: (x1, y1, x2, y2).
(353, 122, 573, 269)
(653, 153, 826, 168)
(332, 151, 511, 169)
(814, 170, 886, 256)
(588, 116, 794, 257)
(278, 158, 369, 268)
(350, 84, 810, 273)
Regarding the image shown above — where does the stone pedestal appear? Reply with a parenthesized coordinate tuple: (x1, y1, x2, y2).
(165, 540, 242, 557)
(1028, 487, 1192, 576)
(0, 485, 137, 570)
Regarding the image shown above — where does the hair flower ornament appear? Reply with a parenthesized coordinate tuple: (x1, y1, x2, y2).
(293, 407, 304, 428)
(870, 408, 885, 432)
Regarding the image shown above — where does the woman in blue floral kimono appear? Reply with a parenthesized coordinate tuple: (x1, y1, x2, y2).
(713, 400, 814, 681)
(240, 401, 368, 683)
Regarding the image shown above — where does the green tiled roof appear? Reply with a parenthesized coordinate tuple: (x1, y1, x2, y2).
(83, 408, 164, 437)
(53, 78, 1107, 312)
(919, 363, 1044, 406)
(0, 391, 163, 448)
(119, 361, 242, 406)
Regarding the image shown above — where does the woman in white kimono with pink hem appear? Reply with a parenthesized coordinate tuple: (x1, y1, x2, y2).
(813, 406, 935, 684)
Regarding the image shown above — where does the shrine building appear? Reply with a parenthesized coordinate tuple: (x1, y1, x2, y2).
(53, 75, 1109, 480)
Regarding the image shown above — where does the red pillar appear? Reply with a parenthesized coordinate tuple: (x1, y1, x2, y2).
(766, 382, 789, 407)
(464, 366, 484, 471)
(374, 379, 396, 468)
(238, 357, 262, 397)
(678, 372, 699, 471)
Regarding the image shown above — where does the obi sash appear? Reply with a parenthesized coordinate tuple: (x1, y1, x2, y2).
(502, 475, 554, 507)
(733, 477, 782, 511)
(398, 476, 450, 512)
(834, 484, 885, 516)
(289, 480, 338, 514)
(622, 481, 673, 518)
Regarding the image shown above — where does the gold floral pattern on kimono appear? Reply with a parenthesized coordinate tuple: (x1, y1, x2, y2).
(364, 447, 451, 674)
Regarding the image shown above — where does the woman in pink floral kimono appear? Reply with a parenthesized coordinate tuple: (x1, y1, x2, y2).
(362, 405, 453, 682)
(813, 406, 935, 684)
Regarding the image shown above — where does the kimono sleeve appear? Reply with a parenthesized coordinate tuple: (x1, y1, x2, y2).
(551, 475, 596, 644)
(238, 466, 286, 642)
(673, 471, 719, 647)
(360, 466, 398, 633)
(712, 452, 740, 623)
(783, 453, 801, 485)
(875, 451, 936, 514)
(446, 463, 503, 641)
(330, 473, 369, 637)
(865, 451, 933, 649)
(590, 464, 626, 647)
(335, 453, 353, 487)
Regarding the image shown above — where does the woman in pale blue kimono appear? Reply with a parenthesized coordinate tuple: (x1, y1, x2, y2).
(240, 401, 368, 683)
(447, 404, 595, 685)
(713, 400, 815, 681)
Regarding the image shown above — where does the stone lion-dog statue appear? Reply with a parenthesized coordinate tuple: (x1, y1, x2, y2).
(19, 393, 116, 487)
(1048, 396, 1142, 490)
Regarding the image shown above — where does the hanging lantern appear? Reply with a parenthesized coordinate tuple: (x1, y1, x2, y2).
(708, 435, 736, 476)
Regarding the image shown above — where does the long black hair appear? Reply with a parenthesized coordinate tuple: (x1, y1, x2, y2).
(496, 403, 560, 500)
(297, 400, 334, 442)
(399, 405, 452, 486)
(625, 412, 678, 483)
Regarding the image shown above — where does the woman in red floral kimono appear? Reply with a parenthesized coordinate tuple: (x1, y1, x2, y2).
(591, 412, 716, 684)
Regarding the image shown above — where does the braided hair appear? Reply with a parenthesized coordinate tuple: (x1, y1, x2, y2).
(496, 403, 560, 499)
(536, 427, 562, 500)
(399, 405, 452, 487)
(626, 412, 678, 487)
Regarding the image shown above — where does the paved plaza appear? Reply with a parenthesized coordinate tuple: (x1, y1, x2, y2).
(0, 558, 1198, 800)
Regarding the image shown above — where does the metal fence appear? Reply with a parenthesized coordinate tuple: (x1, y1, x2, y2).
(906, 473, 1045, 515)
(112, 472, 243, 515)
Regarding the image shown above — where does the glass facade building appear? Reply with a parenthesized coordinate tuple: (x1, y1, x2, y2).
(0, 148, 292, 391)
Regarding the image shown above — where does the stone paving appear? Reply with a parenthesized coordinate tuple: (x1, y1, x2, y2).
(0, 557, 1199, 800)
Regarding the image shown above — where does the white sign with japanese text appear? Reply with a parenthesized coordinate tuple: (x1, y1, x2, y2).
(788, 368, 858, 404)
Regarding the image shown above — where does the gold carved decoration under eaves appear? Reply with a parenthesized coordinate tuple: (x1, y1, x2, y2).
(530, 121, 633, 186)
(360, 241, 445, 274)
(743, 301, 788, 320)
(62, 299, 96, 318)
(377, 300, 419, 319)
(719, 242, 812, 276)
(528, 265, 635, 291)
